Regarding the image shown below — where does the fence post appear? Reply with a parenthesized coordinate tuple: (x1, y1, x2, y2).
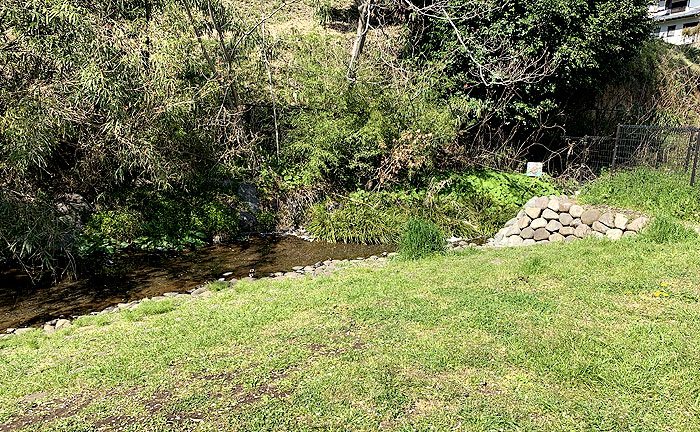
(691, 131, 700, 186)
(611, 124, 621, 172)
(684, 132, 695, 171)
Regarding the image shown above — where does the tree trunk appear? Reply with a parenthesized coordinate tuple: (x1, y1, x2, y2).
(347, 0, 371, 82)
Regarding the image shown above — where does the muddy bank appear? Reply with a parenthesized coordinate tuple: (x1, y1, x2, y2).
(0, 236, 392, 331)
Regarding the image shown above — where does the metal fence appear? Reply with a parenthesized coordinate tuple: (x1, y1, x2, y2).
(556, 125, 700, 185)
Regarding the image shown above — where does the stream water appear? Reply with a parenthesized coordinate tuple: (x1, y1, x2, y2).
(0, 236, 393, 331)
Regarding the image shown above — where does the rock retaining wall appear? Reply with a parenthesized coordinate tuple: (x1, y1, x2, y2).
(490, 195, 650, 247)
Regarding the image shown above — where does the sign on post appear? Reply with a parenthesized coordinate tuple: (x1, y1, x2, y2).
(526, 162, 543, 177)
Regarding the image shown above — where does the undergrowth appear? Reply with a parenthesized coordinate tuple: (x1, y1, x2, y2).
(398, 218, 445, 259)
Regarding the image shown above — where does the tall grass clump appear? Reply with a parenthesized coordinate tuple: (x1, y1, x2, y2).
(398, 218, 445, 260)
(580, 168, 700, 222)
(638, 214, 699, 243)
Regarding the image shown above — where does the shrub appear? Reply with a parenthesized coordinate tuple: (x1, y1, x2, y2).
(398, 218, 445, 260)
(638, 215, 698, 244)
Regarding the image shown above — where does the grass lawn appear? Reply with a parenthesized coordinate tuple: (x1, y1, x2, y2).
(2, 236, 700, 431)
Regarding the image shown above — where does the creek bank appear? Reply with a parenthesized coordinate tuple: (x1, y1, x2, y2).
(1, 252, 398, 338)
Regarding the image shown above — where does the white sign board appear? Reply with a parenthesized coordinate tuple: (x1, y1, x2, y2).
(526, 162, 543, 177)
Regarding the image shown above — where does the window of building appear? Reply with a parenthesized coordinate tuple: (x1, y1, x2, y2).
(683, 22, 699, 29)
(668, 25, 677, 36)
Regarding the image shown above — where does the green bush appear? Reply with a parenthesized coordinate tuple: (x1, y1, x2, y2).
(638, 215, 698, 244)
(84, 210, 142, 242)
(398, 219, 445, 260)
(580, 168, 700, 223)
(306, 170, 559, 244)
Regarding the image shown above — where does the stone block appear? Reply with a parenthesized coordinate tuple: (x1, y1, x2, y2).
(507, 236, 524, 246)
(606, 229, 623, 240)
(592, 221, 609, 233)
(627, 216, 650, 232)
(542, 209, 559, 220)
(517, 216, 532, 229)
(531, 218, 547, 230)
(534, 228, 550, 241)
(525, 207, 542, 219)
(560, 226, 575, 236)
(559, 213, 573, 226)
(549, 233, 565, 242)
(574, 224, 591, 238)
(598, 212, 614, 227)
(547, 199, 560, 212)
(569, 204, 585, 218)
(614, 213, 629, 230)
(581, 209, 601, 225)
(523, 239, 536, 246)
(520, 227, 535, 239)
(546, 220, 563, 232)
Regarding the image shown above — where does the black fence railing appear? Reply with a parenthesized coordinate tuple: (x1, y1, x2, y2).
(555, 125, 700, 185)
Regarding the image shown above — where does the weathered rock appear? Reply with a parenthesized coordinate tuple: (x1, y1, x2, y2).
(517, 210, 526, 219)
(537, 240, 550, 245)
(531, 218, 547, 230)
(237, 182, 260, 212)
(507, 236, 524, 246)
(191, 286, 209, 296)
(574, 224, 591, 238)
(238, 211, 259, 233)
(581, 209, 601, 225)
(606, 229, 624, 240)
(549, 233, 565, 242)
(565, 235, 577, 242)
(598, 212, 614, 227)
(542, 209, 559, 220)
(614, 214, 629, 229)
(504, 217, 518, 227)
(534, 228, 550, 241)
(559, 213, 573, 226)
(547, 199, 560, 212)
(520, 227, 535, 239)
(627, 217, 649, 232)
(559, 201, 573, 212)
(571, 218, 582, 227)
(623, 230, 636, 238)
(525, 207, 542, 219)
(592, 231, 605, 238)
(592, 221, 610, 233)
(517, 216, 532, 229)
(505, 225, 521, 237)
(532, 196, 550, 209)
(14, 328, 33, 335)
(545, 220, 563, 232)
(569, 204, 585, 218)
(560, 226, 575, 236)
(522, 239, 536, 246)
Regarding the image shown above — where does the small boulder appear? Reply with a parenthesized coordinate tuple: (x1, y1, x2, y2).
(614, 214, 629, 230)
(606, 229, 624, 240)
(542, 209, 559, 220)
(559, 201, 573, 212)
(574, 224, 591, 238)
(534, 228, 550, 241)
(531, 218, 547, 229)
(547, 199, 560, 212)
(560, 226, 575, 236)
(569, 205, 585, 218)
(581, 209, 601, 225)
(504, 217, 518, 227)
(505, 225, 521, 237)
(517, 216, 532, 229)
(545, 220, 563, 232)
(520, 227, 535, 239)
(559, 213, 573, 226)
(532, 196, 550, 209)
(525, 207, 542, 219)
(592, 221, 610, 233)
(507, 236, 524, 246)
(549, 233, 565, 242)
(571, 218, 582, 227)
(627, 217, 650, 232)
(598, 212, 614, 227)
(523, 239, 536, 246)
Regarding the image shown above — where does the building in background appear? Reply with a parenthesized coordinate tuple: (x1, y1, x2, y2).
(651, 0, 700, 45)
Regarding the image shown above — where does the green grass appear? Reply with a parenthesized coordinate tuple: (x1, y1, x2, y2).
(398, 218, 445, 260)
(4, 236, 700, 430)
(579, 167, 700, 222)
